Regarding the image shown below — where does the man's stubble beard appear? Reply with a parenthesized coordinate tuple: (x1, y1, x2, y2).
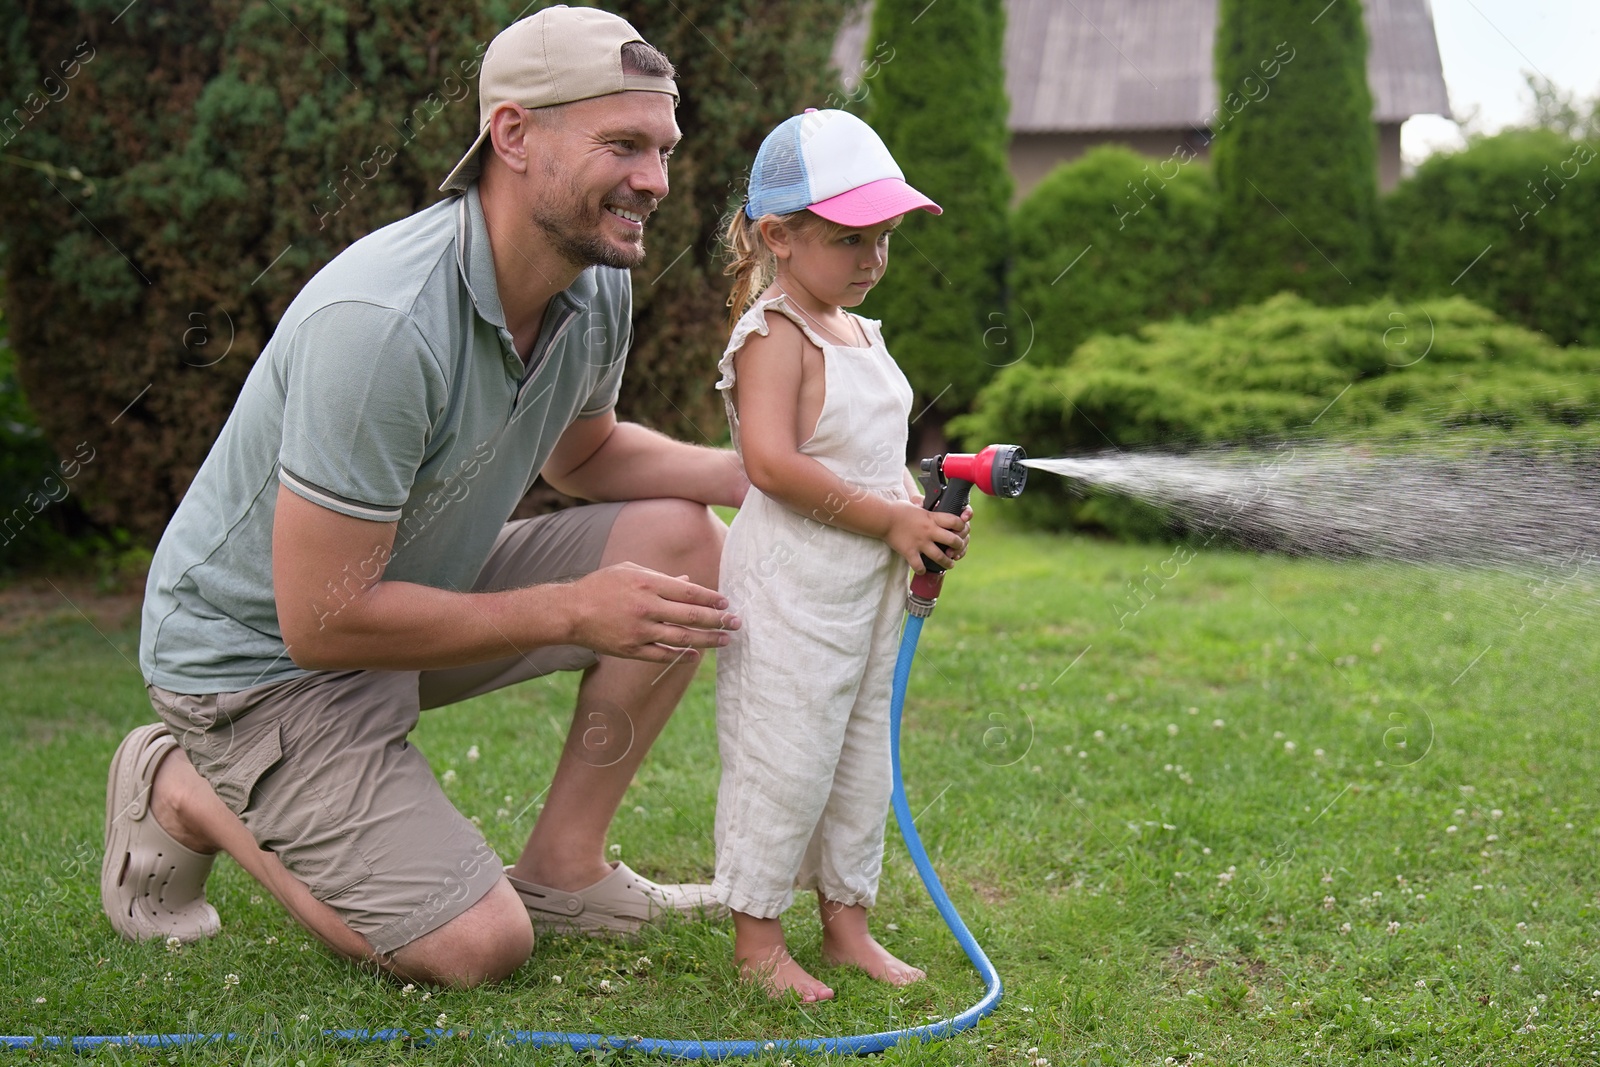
(531, 165, 649, 271)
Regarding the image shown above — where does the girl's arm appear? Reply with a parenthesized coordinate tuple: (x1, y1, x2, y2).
(732, 315, 965, 572)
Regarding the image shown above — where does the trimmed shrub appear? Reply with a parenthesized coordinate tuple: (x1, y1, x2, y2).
(953, 294, 1600, 536)
(1212, 0, 1381, 304)
(1388, 127, 1600, 347)
(859, 0, 1011, 426)
(0, 0, 852, 543)
(1010, 146, 1219, 367)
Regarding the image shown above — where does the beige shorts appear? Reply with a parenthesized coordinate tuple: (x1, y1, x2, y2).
(148, 503, 624, 956)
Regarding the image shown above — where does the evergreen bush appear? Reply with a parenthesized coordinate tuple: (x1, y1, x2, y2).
(954, 294, 1600, 536)
(858, 0, 1010, 429)
(1010, 146, 1218, 367)
(1212, 0, 1381, 304)
(1387, 127, 1600, 347)
(0, 0, 851, 543)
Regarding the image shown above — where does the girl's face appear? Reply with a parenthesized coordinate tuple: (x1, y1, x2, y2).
(774, 217, 898, 309)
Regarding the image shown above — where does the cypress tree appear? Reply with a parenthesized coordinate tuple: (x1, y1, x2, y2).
(859, 0, 1010, 439)
(0, 0, 851, 542)
(1212, 0, 1381, 304)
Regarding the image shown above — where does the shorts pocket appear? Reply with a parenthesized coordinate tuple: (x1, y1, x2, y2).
(208, 722, 283, 817)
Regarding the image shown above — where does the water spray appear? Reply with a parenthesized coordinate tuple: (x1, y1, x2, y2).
(908, 444, 1028, 617)
(4, 450, 1030, 1057)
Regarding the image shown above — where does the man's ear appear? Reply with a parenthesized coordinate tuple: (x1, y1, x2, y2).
(487, 103, 532, 176)
(758, 217, 792, 261)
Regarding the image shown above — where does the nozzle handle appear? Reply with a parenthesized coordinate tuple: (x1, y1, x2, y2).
(917, 470, 974, 576)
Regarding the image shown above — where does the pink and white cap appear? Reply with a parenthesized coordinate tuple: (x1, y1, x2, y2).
(745, 108, 941, 226)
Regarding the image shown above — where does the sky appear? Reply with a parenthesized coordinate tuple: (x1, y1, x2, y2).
(1401, 0, 1600, 164)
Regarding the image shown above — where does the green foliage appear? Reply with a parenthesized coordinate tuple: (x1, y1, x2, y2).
(859, 0, 1011, 422)
(0, 0, 851, 543)
(1212, 0, 1381, 304)
(1387, 127, 1600, 347)
(0, 294, 90, 571)
(954, 294, 1600, 535)
(1010, 146, 1219, 367)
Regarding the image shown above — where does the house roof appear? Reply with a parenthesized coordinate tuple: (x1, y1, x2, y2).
(832, 0, 1453, 133)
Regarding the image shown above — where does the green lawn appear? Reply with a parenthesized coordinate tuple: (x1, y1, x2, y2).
(3, 501, 1599, 1064)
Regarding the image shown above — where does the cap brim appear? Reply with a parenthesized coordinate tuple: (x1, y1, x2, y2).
(439, 123, 493, 194)
(806, 177, 942, 227)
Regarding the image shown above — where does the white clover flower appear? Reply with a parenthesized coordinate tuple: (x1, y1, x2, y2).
(635, 956, 652, 970)
(298, 1013, 309, 1022)
(599, 979, 612, 992)
(1491, 809, 1503, 819)
(466, 745, 480, 761)
(34, 996, 45, 1004)
(223, 973, 240, 987)
(1387, 921, 1400, 935)
(1093, 730, 1106, 741)
(402, 983, 415, 995)
(609, 843, 622, 856)
(165, 936, 182, 953)
(441, 769, 457, 784)
(1314, 748, 1325, 758)
(1415, 979, 1427, 989)
(436, 1012, 448, 1028)
(1212, 719, 1225, 729)
(1167, 724, 1179, 736)
(1284, 741, 1297, 753)
(496, 808, 511, 819)
(1323, 896, 1336, 911)
(1339, 923, 1352, 934)
(551, 975, 562, 984)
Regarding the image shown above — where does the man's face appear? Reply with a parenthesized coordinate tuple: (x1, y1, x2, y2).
(524, 92, 680, 271)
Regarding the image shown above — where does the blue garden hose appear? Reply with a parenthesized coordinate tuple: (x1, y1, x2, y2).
(4, 611, 1002, 1056)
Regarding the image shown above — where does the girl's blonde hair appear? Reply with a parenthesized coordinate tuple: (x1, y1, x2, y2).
(720, 205, 851, 331)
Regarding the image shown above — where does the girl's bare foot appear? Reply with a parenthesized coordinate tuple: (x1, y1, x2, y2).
(732, 911, 835, 1003)
(819, 901, 925, 986)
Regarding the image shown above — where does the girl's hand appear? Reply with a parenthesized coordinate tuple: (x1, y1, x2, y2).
(884, 501, 969, 573)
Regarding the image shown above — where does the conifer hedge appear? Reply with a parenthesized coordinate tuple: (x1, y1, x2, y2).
(1010, 145, 1218, 367)
(0, 0, 851, 542)
(858, 0, 1010, 429)
(954, 294, 1600, 536)
(1387, 127, 1600, 348)
(1211, 0, 1381, 304)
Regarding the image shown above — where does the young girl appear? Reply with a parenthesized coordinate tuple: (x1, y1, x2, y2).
(711, 109, 969, 1002)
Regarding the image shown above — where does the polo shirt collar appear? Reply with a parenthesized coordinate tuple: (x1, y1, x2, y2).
(454, 183, 601, 335)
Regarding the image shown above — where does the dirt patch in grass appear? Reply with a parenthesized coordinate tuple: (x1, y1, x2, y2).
(0, 576, 142, 638)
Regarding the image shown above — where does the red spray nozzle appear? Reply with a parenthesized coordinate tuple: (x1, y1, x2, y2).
(908, 444, 1027, 617)
(934, 444, 1029, 499)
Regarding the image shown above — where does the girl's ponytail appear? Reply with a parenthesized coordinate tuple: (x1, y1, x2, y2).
(721, 204, 774, 332)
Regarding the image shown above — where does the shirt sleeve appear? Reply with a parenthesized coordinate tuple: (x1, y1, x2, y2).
(576, 268, 631, 418)
(277, 301, 449, 521)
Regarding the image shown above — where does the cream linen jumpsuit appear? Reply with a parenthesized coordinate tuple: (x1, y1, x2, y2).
(711, 292, 914, 919)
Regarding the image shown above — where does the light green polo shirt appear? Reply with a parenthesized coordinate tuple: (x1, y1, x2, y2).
(140, 184, 630, 694)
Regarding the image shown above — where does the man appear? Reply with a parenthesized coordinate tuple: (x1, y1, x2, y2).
(103, 6, 750, 988)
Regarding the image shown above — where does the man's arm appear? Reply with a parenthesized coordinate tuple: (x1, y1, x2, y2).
(272, 486, 734, 670)
(542, 411, 749, 508)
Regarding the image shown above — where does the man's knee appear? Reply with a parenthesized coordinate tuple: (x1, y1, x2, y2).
(612, 498, 726, 584)
(390, 879, 533, 988)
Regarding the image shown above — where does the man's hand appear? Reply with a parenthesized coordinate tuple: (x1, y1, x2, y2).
(563, 562, 739, 663)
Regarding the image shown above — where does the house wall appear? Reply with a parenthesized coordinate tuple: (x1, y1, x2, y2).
(1009, 122, 1406, 202)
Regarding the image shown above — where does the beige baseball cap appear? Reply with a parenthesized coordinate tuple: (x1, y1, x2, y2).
(439, 5, 678, 194)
